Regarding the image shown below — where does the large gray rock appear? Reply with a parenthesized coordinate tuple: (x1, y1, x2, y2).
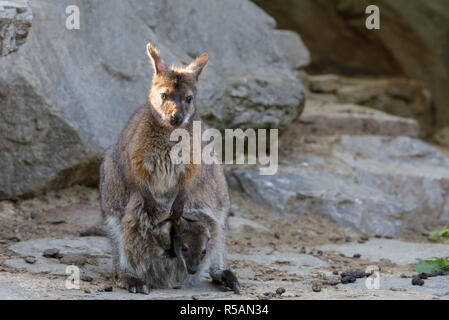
(0, 0, 32, 56)
(232, 135, 449, 236)
(4, 236, 112, 279)
(314, 239, 449, 265)
(0, 0, 306, 199)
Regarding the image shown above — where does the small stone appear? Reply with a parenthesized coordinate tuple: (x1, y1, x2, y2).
(275, 287, 286, 295)
(341, 276, 356, 284)
(345, 236, 352, 242)
(24, 256, 36, 264)
(59, 254, 89, 266)
(299, 247, 306, 254)
(353, 253, 361, 258)
(103, 286, 113, 292)
(411, 276, 424, 286)
(312, 283, 321, 292)
(84, 289, 91, 294)
(192, 295, 201, 300)
(390, 287, 406, 292)
(274, 233, 280, 239)
(81, 275, 93, 282)
(43, 248, 62, 259)
(49, 220, 66, 225)
(332, 270, 339, 275)
(360, 236, 369, 241)
(400, 273, 409, 278)
(418, 272, 428, 279)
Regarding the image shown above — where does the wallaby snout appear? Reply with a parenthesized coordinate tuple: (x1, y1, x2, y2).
(170, 111, 184, 127)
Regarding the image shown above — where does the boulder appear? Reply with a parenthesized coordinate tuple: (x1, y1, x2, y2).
(254, 0, 449, 132)
(297, 72, 434, 137)
(231, 135, 449, 237)
(0, 0, 32, 56)
(272, 29, 310, 70)
(0, 0, 306, 199)
(293, 100, 419, 137)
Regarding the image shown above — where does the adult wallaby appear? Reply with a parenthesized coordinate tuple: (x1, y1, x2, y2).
(99, 43, 240, 294)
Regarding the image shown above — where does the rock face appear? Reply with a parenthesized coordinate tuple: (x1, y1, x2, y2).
(254, 0, 449, 131)
(0, 0, 307, 199)
(298, 72, 433, 138)
(231, 131, 449, 237)
(227, 74, 449, 237)
(0, 0, 32, 56)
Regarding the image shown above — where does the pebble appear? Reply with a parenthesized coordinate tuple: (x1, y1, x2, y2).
(24, 256, 36, 264)
(332, 270, 339, 275)
(341, 270, 368, 278)
(411, 276, 424, 286)
(353, 253, 361, 258)
(390, 287, 406, 292)
(43, 248, 62, 259)
(341, 276, 356, 284)
(275, 287, 286, 295)
(312, 283, 322, 292)
(81, 275, 93, 282)
(418, 272, 428, 279)
(103, 286, 113, 292)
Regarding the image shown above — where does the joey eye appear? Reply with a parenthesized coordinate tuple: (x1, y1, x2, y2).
(161, 93, 167, 100)
(185, 95, 193, 103)
(182, 245, 188, 252)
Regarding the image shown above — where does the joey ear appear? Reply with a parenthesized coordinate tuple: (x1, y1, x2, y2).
(187, 53, 208, 78)
(175, 217, 187, 232)
(146, 43, 166, 75)
(156, 220, 172, 235)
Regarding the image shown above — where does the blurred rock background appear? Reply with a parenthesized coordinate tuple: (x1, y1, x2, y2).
(1, 0, 449, 238)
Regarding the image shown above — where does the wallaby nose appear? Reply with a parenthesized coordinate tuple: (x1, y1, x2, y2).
(187, 264, 198, 274)
(170, 112, 183, 126)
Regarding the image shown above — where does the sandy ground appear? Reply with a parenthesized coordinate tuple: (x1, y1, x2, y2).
(0, 185, 447, 300)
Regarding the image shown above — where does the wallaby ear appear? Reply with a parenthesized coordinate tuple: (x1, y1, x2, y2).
(146, 43, 166, 75)
(187, 53, 208, 77)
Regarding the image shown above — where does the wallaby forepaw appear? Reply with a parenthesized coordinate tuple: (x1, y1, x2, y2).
(221, 270, 241, 294)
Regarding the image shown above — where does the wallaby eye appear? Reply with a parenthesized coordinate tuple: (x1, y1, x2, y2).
(201, 249, 207, 256)
(182, 245, 188, 252)
(185, 95, 193, 103)
(161, 93, 167, 100)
